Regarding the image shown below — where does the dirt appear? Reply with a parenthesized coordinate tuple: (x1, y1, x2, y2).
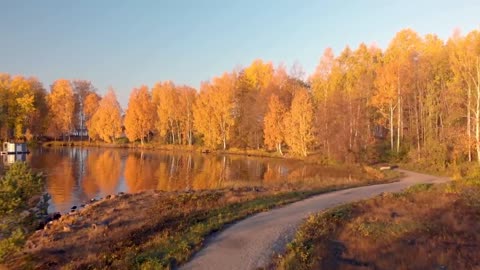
(317, 183, 480, 270)
(5, 188, 273, 269)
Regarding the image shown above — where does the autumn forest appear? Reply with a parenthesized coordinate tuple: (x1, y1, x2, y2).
(1, 28, 480, 169)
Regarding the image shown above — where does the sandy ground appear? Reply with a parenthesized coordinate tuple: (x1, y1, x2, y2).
(181, 169, 449, 270)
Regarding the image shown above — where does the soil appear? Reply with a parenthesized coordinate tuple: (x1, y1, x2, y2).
(5, 188, 273, 269)
(278, 177, 480, 270)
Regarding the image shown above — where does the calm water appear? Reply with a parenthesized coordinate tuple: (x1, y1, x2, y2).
(0, 147, 353, 213)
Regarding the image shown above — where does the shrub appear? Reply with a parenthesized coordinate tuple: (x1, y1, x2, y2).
(0, 162, 44, 215)
(0, 162, 45, 262)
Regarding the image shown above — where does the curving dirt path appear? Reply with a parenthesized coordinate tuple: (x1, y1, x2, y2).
(181, 169, 449, 270)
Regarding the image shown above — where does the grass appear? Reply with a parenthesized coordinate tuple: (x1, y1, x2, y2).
(6, 167, 398, 270)
(276, 180, 480, 270)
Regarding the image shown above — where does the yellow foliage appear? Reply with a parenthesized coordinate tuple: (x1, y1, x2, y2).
(124, 86, 155, 144)
(264, 94, 286, 154)
(47, 79, 75, 139)
(88, 88, 122, 143)
(193, 73, 235, 150)
(284, 89, 314, 157)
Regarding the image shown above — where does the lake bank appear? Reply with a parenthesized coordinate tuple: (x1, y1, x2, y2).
(4, 169, 399, 270)
(7, 146, 379, 213)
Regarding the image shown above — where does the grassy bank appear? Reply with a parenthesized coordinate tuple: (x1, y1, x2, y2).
(276, 178, 480, 269)
(6, 168, 399, 270)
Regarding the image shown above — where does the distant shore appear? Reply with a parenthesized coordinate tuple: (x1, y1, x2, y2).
(40, 140, 314, 161)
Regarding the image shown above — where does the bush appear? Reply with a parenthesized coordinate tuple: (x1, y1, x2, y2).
(115, 137, 129, 144)
(0, 162, 45, 262)
(0, 162, 44, 215)
(0, 228, 25, 261)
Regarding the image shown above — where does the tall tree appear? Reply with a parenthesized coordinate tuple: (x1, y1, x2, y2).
(83, 92, 101, 141)
(284, 89, 314, 156)
(72, 80, 97, 138)
(177, 86, 197, 145)
(449, 31, 480, 164)
(88, 88, 123, 143)
(311, 48, 336, 158)
(234, 59, 274, 148)
(124, 86, 155, 144)
(152, 81, 179, 143)
(264, 94, 287, 155)
(47, 79, 75, 140)
(193, 73, 236, 150)
(26, 77, 48, 139)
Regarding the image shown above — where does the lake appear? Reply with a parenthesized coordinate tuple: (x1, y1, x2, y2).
(0, 147, 355, 213)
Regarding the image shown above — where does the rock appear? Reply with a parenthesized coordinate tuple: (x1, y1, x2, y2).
(106, 195, 111, 199)
(90, 198, 97, 203)
(70, 209, 75, 213)
(52, 212, 61, 221)
(44, 222, 53, 231)
(91, 222, 109, 233)
(20, 210, 30, 219)
(71, 206, 77, 210)
(80, 204, 85, 208)
(63, 225, 72, 232)
(28, 195, 42, 207)
(25, 240, 37, 249)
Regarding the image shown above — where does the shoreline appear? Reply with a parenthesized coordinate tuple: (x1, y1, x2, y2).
(5, 169, 401, 269)
(40, 141, 316, 161)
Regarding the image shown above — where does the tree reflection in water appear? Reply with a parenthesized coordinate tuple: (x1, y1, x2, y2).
(12, 148, 358, 213)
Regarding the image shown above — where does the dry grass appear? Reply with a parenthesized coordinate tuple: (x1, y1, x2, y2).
(4, 168, 395, 270)
(277, 180, 480, 270)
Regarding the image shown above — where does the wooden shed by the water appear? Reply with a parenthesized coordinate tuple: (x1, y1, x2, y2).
(1, 142, 29, 155)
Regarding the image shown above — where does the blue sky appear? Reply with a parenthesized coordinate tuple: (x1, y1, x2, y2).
(1, 0, 479, 107)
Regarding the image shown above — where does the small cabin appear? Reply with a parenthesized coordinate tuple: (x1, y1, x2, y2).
(1, 142, 29, 155)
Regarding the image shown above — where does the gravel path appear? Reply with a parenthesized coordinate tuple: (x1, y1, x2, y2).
(181, 169, 449, 270)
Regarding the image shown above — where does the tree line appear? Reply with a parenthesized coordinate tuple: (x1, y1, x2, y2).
(1, 28, 480, 167)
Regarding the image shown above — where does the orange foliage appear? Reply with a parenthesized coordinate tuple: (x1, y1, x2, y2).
(124, 86, 155, 144)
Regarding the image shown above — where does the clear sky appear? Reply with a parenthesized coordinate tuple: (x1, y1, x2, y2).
(1, 0, 479, 107)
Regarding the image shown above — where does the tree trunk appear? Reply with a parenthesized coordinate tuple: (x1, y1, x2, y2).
(396, 71, 401, 153)
(277, 142, 283, 156)
(468, 83, 472, 162)
(390, 102, 394, 151)
(476, 57, 480, 165)
(414, 92, 421, 157)
(223, 134, 226, 150)
(397, 96, 401, 153)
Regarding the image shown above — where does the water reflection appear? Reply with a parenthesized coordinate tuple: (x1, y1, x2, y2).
(0, 147, 356, 213)
(1, 153, 27, 165)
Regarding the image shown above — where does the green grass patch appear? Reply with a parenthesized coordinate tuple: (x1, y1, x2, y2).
(131, 190, 347, 269)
